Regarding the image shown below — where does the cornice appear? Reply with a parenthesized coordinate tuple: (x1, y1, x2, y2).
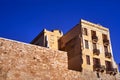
(81, 19, 109, 32)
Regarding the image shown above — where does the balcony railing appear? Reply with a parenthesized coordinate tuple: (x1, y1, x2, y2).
(92, 35, 98, 43)
(93, 64, 101, 71)
(106, 68, 117, 75)
(113, 68, 118, 75)
(93, 65, 105, 72)
(105, 52, 112, 58)
(103, 39, 109, 46)
(100, 65, 106, 72)
(93, 49, 100, 55)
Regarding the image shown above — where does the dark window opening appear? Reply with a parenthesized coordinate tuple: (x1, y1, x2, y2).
(86, 55, 90, 65)
(102, 34, 108, 40)
(91, 30, 96, 36)
(105, 61, 113, 70)
(83, 28, 88, 35)
(85, 40, 89, 49)
(93, 43, 97, 49)
(93, 58, 101, 65)
(104, 46, 108, 52)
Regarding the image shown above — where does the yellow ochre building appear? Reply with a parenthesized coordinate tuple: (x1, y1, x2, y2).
(31, 29, 63, 50)
(31, 19, 118, 77)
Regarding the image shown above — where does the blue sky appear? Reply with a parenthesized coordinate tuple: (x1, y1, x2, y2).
(0, 0, 120, 68)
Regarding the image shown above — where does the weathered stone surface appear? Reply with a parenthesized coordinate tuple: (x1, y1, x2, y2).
(0, 38, 67, 80)
(0, 38, 119, 80)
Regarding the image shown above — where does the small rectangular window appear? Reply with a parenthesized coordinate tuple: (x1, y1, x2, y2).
(83, 28, 88, 35)
(91, 30, 96, 36)
(102, 34, 108, 40)
(93, 43, 97, 49)
(93, 58, 100, 65)
(105, 61, 113, 69)
(85, 40, 89, 49)
(104, 46, 108, 52)
(86, 55, 90, 65)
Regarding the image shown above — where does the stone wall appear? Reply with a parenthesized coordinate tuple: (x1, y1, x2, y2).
(0, 38, 119, 80)
(0, 38, 68, 80)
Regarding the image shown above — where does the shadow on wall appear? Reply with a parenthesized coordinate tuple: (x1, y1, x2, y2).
(64, 36, 83, 72)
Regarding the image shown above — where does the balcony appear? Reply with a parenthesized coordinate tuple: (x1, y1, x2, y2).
(93, 65, 105, 72)
(92, 35, 98, 43)
(100, 65, 106, 72)
(93, 49, 100, 55)
(103, 39, 109, 46)
(105, 52, 111, 58)
(106, 68, 117, 75)
(113, 68, 117, 75)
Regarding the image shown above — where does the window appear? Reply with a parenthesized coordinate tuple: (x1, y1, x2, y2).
(93, 43, 97, 49)
(83, 28, 88, 35)
(85, 40, 89, 49)
(105, 61, 113, 69)
(45, 36, 49, 47)
(104, 46, 108, 52)
(102, 34, 108, 40)
(93, 58, 100, 65)
(91, 30, 96, 36)
(86, 55, 90, 65)
(102, 34, 109, 46)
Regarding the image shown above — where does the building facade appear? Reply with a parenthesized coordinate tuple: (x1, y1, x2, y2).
(59, 19, 118, 75)
(31, 29, 63, 50)
(31, 19, 118, 77)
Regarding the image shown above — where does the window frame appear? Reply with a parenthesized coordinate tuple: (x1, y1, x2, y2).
(86, 55, 90, 65)
(93, 58, 101, 65)
(91, 30, 96, 36)
(85, 40, 89, 49)
(105, 61, 113, 69)
(83, 28, 88, 35)
(104, 46, 108, 52)
(93, 43, 97, 49)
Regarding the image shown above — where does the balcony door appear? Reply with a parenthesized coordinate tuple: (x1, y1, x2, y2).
(91, 30, 96, 36)
(93, 43, 97, 49)
(93, 58, 100, 66)
(105, 61, 113, 70)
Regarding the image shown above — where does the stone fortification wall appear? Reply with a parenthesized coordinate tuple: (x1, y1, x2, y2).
(0, 38, 68, 80)
(0, 38, 119, 80)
